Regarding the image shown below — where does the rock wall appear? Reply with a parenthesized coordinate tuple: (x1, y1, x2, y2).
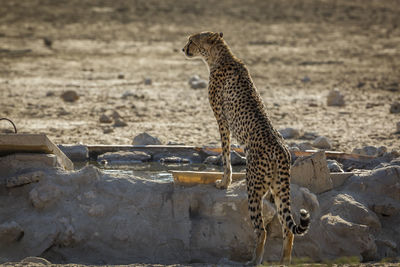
(0, 154, 399, 264)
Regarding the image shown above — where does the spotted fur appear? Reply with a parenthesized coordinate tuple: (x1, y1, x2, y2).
(183, 32, 310, 265)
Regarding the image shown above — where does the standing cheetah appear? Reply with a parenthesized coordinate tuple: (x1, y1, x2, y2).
(182, 32, 310, 265)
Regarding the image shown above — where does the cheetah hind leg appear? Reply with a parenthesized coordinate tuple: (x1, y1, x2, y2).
(280, 227, 294, 265)
(245, 229, 267, 266)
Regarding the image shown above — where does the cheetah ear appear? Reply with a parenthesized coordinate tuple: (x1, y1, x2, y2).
(209, 32, 221, 43)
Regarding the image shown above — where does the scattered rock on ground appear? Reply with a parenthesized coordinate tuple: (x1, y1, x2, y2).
(278, 127, 300, 139)
(99, 114, 112, 123)
(189, 75, 207, 89)
(203, 151, 246, 166)
(132, 132, 162, 145)
(61, 90, 79, 102)
(58, 144, 89, 161)
(296, 142, 314, 151)
(327, 89, 345, 107)
(352, 145, 386, 157)
(144, 77, 152, 85)
(117, 73, 124, 79)
(312, 136, 332, 149)
(113, 118, 128, 127)
(389, 102, 400, 114)
(204, 155, 222, 165)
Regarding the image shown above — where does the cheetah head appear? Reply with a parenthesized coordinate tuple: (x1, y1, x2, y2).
(182, 31, 223, 59)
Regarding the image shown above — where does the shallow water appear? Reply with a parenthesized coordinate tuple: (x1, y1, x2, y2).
(74, 161, 246, 183)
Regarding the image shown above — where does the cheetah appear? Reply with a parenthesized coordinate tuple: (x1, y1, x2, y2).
(182, 32, 310, 265)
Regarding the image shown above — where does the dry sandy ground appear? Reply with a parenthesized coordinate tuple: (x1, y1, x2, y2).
(1, 0, 400, 153)
(0, 0, 400, 265)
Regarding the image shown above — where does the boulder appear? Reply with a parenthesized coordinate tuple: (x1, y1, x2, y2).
(189, 75, 207, 89)
(291, 151, 333, 194)
(58, 144, 89, 161)
(327, 159, 344, 173)
(132, 132, 162, 145)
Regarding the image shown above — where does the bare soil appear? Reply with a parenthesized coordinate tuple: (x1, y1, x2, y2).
(1, 0, 400, 153)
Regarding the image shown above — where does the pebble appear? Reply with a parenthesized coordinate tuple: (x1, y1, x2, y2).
(189, 75, 207, 89)
(389, 102, 400, 114)
(46, 91, 55, 97)
(301, 76, 311, 83)
(99, 114, 112, 123)
(327, 89, 345, 107)
(61, 90, 79, 102)
(279, 127, 300, 139)
(103, 127, 114, 134)
(113, 118, 127, 127)
(117, 73, 125, 79)
(144, 78, 152, 85)
(132, 132, 162, 145)
(312, 136, 332, 150)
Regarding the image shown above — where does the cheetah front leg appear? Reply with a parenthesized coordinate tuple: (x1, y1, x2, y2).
(215, 120, 232, 189)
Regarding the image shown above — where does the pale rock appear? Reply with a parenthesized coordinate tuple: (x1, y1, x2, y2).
(327, 89, 345, 106)
(312, 136, 332, 149)
(327, 160, 344, 173)
(132, 132, 162, 145)
(291, 151, 333, 193)
(189, 75, 207, 89)
(278, 127, 300, 139)
(0, 221, 24, 243)
(160, 156, 190, 164)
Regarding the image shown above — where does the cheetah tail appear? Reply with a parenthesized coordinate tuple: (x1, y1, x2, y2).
(291, 209, 310, 235)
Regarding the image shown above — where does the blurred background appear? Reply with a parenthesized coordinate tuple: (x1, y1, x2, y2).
(0, 0, 399, 152)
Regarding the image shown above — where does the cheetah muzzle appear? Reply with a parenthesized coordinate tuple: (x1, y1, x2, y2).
(182, 31, 310, 266)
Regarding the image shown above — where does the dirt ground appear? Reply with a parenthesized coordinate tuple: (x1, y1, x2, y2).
(1, 0, 400, 153)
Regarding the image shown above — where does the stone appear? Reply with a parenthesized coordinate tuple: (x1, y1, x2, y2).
(132, 132, 162, 145)
(296, 142, 314, 151)
(389, 102, 400, 114)
(97, 151, 151, 164)
(99, 114, 112, 123)
(203, 155, 222, 165)
(312, 136, 332, 149)
(352, 146, 379, 157)
(377, 146, 387, 157)
(327, 160, 344, 173)
(0, 221, 24, 243)
(117, 73, 125, 79)
(327, 89, 345, 107)
(113, 118, 128, 127)
(160, 156, 190, 164)
(278, 127, 300, 139)
(61, 90, 79, 102)
(144, 78, 152, 85)
(46, 91, 55, 97)
(58, 144, 89, 161)
(189, 75, 207, 89)
(291, 151, 333, 193)
(6, 171, 43, 188)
